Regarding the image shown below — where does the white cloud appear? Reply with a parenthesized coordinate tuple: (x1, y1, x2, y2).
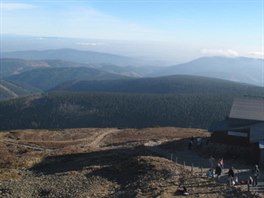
(201, 48, 239, 57)
(249, 51, 264, 58)
(0, 3, 35, 10)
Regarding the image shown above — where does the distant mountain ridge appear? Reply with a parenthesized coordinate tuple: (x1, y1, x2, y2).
(2, 49, 263, 87)
(1, 48, 144, 67)
(153, 56, 264, 86)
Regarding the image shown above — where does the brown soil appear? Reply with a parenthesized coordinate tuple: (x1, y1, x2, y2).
(0, 127, 262, 198)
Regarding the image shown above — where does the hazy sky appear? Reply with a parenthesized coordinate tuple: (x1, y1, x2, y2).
(1, 0, 263, 61)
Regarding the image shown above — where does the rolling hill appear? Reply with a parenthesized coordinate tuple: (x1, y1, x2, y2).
(6, 67, 129, 90)
(3, 50, 263, 86)
(0, 58, 95, 77)
(0, 80, 41, 100)
(52, 75, 263, 95)
(152, 56, 264, 86)
(0, 58, 143, 78)
(1, 75, 264, 130)
(0, 58, 50, 77)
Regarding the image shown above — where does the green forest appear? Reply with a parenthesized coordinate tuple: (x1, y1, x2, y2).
(0, 91, 246, 130)
(1, 74, 264, 131)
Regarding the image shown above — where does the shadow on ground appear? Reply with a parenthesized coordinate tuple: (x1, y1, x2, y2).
(30, 146, 151, 175)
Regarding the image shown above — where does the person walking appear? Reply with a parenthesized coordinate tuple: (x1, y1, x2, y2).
(228, 167, 235, 186)
(215, 164, 222, 180)
(253, 164, 260, 186)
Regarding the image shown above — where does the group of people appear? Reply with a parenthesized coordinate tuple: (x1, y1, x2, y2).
(207, 157, 238, 186)
(207, 157, 225, 180)
(208, 156, 261, 186)
(221, 163, 260, 187)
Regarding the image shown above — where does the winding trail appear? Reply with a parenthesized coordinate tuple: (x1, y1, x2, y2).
(89, 129, 120, 148)
(0, 83, 18, 97)
(1, 129, 121, 152)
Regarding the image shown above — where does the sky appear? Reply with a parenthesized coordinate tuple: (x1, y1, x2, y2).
(0, 0, 264, 61)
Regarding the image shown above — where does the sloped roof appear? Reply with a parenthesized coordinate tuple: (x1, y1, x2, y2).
(230, 97, 264, 121)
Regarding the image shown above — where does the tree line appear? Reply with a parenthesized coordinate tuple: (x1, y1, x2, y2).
(0, 91, 237, 130)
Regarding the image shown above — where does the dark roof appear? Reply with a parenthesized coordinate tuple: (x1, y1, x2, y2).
(209, 97, 264, 132)
(230, 97, 264, 121)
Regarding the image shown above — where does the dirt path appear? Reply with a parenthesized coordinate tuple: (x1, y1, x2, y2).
(89, 129, 120, 148)
(4, 141, 47, 151)
(0, 84, 18, 98)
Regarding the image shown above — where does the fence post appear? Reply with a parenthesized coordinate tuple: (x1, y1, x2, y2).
(183, 161, 185, 169)
(175, 157, 178, 164)
(200, 167, 203, 176)
(170, 154, 173, 161)
(191, 163, 194, 175)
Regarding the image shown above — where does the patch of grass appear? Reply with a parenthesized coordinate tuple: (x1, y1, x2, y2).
(0, 169, 20, 180)
(21, 156, 44, 169)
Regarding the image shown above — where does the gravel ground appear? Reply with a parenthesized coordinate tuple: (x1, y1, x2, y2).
(0, 128, 262, 198)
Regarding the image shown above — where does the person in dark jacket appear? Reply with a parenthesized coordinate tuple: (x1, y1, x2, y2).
(215, 165, 222, 180)
(253, 164, 260, 186)
(228, 167, 235, 185)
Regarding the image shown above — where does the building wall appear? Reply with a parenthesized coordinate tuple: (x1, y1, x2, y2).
(206, 141, 259, 163)
(211, 132, 260, 164)
(250, 124, 264, 143)
(211, 131, 250, 146)
(260, 150, 264, 169)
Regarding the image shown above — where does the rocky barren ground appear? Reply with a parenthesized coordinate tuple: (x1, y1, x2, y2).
(0, 127, 261, 198)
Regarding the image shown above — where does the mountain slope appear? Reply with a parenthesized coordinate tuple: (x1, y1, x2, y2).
(0, 58, 143, 78)
(0, 58, 50, 77)
(6, 67, 129, 90)
(2, 48, 143, 66)
(1, 75, 264, 130)
(0, 80, 41, 100)
(52, 75, 263, 95)
(0, 58, 94, 77)
(154, 56, 264, 86)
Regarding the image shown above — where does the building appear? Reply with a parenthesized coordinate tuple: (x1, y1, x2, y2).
(210, 97, 264, 164)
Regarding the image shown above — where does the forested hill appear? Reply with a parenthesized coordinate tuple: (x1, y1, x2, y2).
(0, 80, 41, 100)
(6, 67, 129, 90)
(53, 75, 263, 96)
(0, 92, 233, 130)
(1, 75, 263, 130)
